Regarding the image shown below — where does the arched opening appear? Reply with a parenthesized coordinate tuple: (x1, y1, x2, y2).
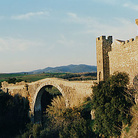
(34, 85, 62, 124)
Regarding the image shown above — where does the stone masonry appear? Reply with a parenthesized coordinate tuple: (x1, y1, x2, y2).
(96, 19, 138, 85)
(108, 37, 138, 84)
(1, 78, 95, 122)
(96, 19, 138, 104)
(96, 36, 112, 82)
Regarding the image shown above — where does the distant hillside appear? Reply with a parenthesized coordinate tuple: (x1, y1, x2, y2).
(30, 64, 97, 74)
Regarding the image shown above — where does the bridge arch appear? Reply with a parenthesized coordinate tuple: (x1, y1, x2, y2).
(33, 81, 68, 123)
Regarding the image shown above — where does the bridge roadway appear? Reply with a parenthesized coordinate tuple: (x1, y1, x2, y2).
(1, 78, 96, 122)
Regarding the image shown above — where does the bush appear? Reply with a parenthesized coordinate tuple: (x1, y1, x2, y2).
(33, 124, 42, 138)
(46, 96, 96, 138)
(40, 128, 59, 138)
(7, 77, 24, 84)
(91, 72, 134, 137)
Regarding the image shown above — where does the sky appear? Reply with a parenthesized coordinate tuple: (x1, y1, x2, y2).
(0, 0, 138, 73)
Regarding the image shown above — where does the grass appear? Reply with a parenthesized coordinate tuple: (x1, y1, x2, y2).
(0, 72, 97, 84)
(0, 73, 64, 83)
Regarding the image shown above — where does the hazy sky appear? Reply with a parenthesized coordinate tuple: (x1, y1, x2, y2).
(0, 0, 138, 73)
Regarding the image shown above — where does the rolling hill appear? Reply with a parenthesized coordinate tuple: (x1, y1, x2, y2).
(30, 64, 97, 74)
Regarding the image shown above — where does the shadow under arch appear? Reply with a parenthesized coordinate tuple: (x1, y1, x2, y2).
(33, 82, 68, 123)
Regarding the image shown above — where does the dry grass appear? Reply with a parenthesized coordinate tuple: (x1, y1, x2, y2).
(121, 103, 138, 138)
(127, 104, 138, 138)
(46, 96, 66, 124)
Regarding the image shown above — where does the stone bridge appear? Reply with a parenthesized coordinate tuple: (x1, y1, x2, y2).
(1, 78, 95, 122)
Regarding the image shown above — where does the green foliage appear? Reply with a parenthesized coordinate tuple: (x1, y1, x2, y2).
(61, 73, 81, 79)
(0, 72, 96, 85)
(0, 73, 24, 79)
(124, 126, 130, 133)
(60, 72, 97, 81)
(33, 124, 42, 138)
(45, 86, 61, 96)
(46, 96, 66, 129)
(21, 123, 33, 138)
(0, 91, 30, 137)
(7, 77, 24, 84)
(40, 127, 59, 138)
(46, 96, 97, 138)
(58, 108, 87, 138)
(21, 95, 97, 138)
(91, 72, 134, 137)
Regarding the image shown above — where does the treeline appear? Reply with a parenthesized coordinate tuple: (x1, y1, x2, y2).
(59, 72, 97, 81)
(33, 72, 97, 81)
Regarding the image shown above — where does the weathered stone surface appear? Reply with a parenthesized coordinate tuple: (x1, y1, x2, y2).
(96, 35, 138, 84)
(108, 38, 138, 84)
(96, 36, 112, 82)
(96, 34, 138, 105)
(1, 78, 95, 118)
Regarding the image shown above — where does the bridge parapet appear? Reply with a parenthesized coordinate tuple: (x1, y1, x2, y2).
(1, 78, 95, 120)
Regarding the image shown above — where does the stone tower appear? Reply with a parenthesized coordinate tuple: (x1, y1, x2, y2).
(96, 36, 112, 82)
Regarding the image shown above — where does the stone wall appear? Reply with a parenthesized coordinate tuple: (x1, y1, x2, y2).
(108, 37, 138, 84)
(96, 35, 138, 106)
(1, 81, 28, 97)
(1, 78, 95, 117)
(96, 36, 112, 81)
(96, 35, 138, 85)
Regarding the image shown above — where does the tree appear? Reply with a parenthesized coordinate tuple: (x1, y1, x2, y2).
(7, 77, 24, 84)
(0, 91, 30, 137)
(91, 72, 134, 137)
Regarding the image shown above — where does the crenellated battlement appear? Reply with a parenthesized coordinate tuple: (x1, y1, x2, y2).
(126, 36, 138, 44)
(96, 32, 138, 84)
(116, 38, 135, 45)
(129, 38, 134, 42)
(122, 37, 135, 45)
(96, 19, 138, 104)
(96, 35, 112, 41)
(107, 35, 138, 84)
(112, 36, 138, 51)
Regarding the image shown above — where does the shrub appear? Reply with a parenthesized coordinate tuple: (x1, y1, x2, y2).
(91, 72, 134, 137)
(33, 124, 42, 138)
(46, 96, 96, 138)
